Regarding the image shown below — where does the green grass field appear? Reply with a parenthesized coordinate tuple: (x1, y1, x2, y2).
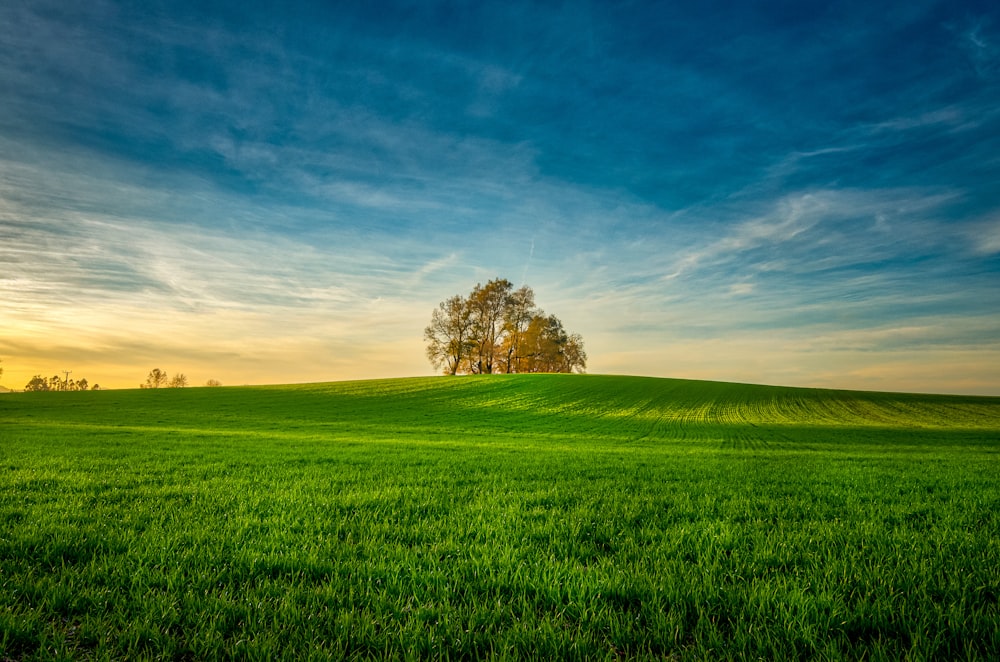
(1, 374, 999, 660)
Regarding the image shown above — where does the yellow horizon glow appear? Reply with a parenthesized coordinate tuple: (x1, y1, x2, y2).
(4, 330, 999, 396)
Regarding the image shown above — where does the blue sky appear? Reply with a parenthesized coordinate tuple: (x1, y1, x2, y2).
(2, 0, 999, 393)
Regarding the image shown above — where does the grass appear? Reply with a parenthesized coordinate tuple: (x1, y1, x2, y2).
(1, 374, 998, 660)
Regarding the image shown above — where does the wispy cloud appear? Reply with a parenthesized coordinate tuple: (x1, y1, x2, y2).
(970, 214, 1000, 255)
(955, 15, 1000, 78)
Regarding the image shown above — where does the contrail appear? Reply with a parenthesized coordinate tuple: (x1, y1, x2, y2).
(521, 238, 535, 285)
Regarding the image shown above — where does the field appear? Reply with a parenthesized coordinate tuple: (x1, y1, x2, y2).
(1, 374, 999, 660)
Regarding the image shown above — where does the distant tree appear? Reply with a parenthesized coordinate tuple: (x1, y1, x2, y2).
(169, 373, 188, 388)
(0, 357, 4, 383)
(425, 279, 586, 375)
(91, 384, 101, 391)
(205, 379, 223, 387)
(141, 368, 169, 389)
(24, 374, 96, 392)
(25, 375, 51, 392)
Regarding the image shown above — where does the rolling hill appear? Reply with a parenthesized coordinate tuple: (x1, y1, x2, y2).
(1, 374, 998, 659)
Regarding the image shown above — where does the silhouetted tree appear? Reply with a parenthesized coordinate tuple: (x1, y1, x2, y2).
(141, 368, 169, 389)
(24, 374, 96, 392)
(25, 375, 50, 392)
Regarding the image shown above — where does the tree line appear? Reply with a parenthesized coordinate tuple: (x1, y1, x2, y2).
(424, 278, 586, 375)
(140, 368, 188, 388)
(139, 369, 224, 388)
(24, 375, 100, 391)
(0, 357, 223, 391)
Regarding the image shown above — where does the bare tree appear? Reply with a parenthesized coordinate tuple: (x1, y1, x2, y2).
(168, 373, 188, 388)
(205, 379, 223, 387)
(141, 368, 169, 389)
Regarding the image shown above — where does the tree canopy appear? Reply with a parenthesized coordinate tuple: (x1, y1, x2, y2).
(424, 278, 586, 375)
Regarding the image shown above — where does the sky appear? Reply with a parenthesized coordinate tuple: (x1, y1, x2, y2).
(1, 0, 999, 394)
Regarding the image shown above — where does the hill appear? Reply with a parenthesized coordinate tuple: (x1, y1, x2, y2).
(4, 373, 997, 442)
(1, 374, 998, 660)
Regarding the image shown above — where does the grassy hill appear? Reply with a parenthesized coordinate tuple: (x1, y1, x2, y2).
(1, 375, 999, 659)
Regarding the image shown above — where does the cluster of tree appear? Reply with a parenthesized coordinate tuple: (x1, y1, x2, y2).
(0, 358, 221, 392)
(140, 368, 188, 388)
(24, 375, 99, 391)
(424, 278, 586, 375)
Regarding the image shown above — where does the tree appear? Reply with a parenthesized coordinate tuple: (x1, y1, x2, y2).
(466, 278, 513, 374)
(519, 315, 587, 373)
(424, 295, 474, 375)
(24, 374, 96, 392)
(205, 379, 223, 387)
(25, 375, 51, 392)
(499, 285, 536, 374)
(168, 373, 188, 388)
(561, 333, 587, 374)
(141, 368, 168, 389)
(425, 279, 586, 375)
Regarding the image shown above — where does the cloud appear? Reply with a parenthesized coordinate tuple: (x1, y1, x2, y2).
(549, 178, 1000, 394)
(2, 1, 999, 394)
(957, 16, 1000, 78)
(0, 143, 465, 389)
(654, 187, 961, 286)
(970, 215, 1000, 255)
